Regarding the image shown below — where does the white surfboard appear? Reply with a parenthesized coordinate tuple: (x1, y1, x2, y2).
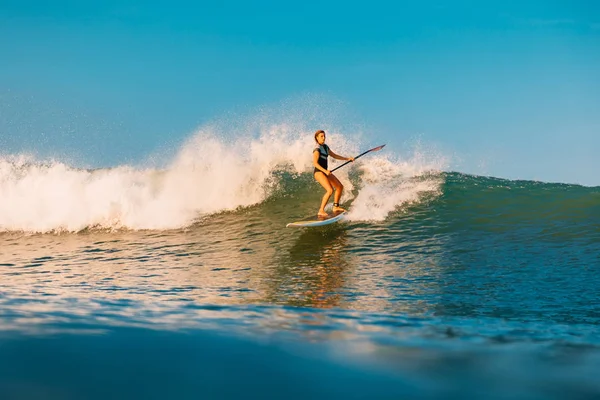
(286, 210, 347, 228)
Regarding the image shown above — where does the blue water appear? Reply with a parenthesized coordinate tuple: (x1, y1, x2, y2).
(1, 167, 599, 399)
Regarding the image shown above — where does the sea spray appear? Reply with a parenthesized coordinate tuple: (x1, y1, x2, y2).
(0, 124, 447, 232)
(0, 126, 345, 232)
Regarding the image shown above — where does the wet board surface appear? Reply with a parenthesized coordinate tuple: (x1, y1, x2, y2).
(286, 210, 347, 228)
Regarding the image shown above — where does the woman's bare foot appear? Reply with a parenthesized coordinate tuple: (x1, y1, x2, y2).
(332, 206, 346, 213)
(317, 210, 329, 217)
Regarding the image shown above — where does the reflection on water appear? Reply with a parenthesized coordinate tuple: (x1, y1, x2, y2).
(0, 208, 444, 317)
(272, 226, 350, 308)
(1, 193, 599, 329)
(3, 198, 597, 324)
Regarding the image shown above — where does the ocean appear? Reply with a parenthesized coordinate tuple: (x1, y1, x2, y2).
(1, 130, 599, 399)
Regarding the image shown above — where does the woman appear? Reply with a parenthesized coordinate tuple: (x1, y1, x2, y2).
(312, 130, 354, 217)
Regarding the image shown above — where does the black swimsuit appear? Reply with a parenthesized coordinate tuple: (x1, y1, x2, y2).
(313, 144, 330, 174)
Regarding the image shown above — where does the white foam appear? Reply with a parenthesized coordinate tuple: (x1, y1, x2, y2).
(0, 119, 448, 232)
(346, 144, 448, 222)
(0, 124, 359, 232)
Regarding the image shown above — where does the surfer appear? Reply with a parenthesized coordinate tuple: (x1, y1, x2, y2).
(313, 130, 354, 217)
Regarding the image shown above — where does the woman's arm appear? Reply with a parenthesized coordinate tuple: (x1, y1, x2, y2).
(313, 150, 330, 175)
(328, 149, 354, 162)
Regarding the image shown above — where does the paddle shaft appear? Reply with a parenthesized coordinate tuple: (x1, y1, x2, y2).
(330, 144, 386, 173)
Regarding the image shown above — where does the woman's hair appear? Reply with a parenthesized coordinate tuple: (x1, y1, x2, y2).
(314, 130, 325, 143)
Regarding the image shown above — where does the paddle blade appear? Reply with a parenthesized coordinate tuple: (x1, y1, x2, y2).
(369, 144, 386, 153)
(357, 144, 386, 159)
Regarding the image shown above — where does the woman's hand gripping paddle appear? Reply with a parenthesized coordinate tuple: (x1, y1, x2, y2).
(330, 144, 386, 173)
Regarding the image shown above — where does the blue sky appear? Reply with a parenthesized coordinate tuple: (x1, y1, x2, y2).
(1, 0, 599, 185)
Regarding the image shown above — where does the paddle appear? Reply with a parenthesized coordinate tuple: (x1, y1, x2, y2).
(330, 144, 386, 172)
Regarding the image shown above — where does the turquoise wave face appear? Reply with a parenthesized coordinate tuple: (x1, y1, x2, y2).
(272, 170, 600, 241)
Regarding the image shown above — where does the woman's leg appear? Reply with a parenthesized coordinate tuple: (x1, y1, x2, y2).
(328, 174, 345, 212)
(314, 172, 333, 216)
